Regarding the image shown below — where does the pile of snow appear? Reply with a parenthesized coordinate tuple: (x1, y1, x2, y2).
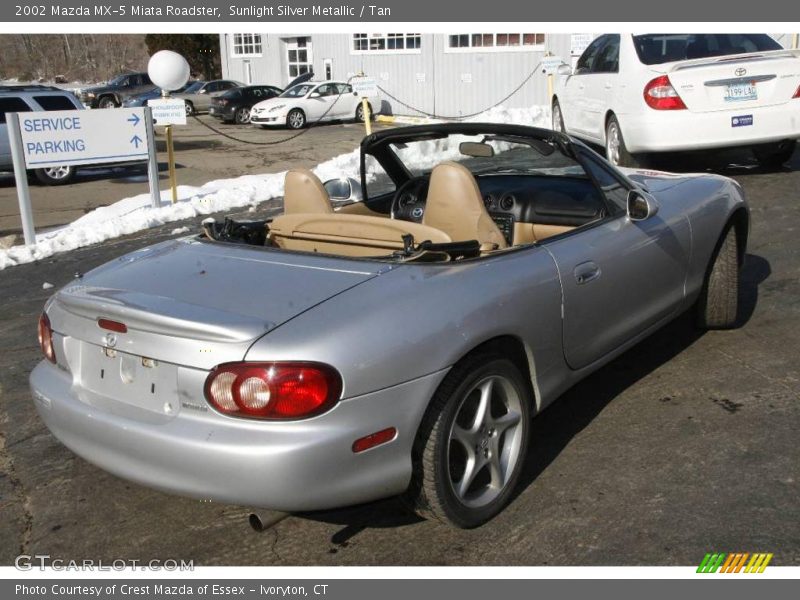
(0, 105, 550, 271)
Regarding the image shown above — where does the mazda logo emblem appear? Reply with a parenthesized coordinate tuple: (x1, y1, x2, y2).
(412, 207, 424, 219)
(735, 67, 747, 77)
(104, 333, 117, 348)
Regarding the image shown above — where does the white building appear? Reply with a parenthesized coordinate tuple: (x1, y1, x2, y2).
(219, 33, 797, 118)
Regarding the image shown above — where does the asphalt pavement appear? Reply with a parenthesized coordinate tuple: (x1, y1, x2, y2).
(0, 138, 798, 567)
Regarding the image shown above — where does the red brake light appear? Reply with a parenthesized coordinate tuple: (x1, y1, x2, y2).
(644, 75, 687, 110)
(204, 362, 342, 420)
(38, 313, 56, 363)
(98, 318, 127, 333)
(793, 84, 800, 99)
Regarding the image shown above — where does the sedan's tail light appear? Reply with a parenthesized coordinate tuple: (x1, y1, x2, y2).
(793, 84, 800, 99)
(204, 362, 342, 420)
(644, 75, 687, 110)
(38, 313, 56, 363)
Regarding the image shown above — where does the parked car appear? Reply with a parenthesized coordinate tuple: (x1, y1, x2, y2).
(209, 85, 284, 124)
(121, 81, 198, 108)
(75, 72, 156, 109)
(552, 33, 800, 167)
(250, 80, 374, 129)
(1, 85, 84, 184)
(172, 80, 242, 116)
(31, 123, 748, 527)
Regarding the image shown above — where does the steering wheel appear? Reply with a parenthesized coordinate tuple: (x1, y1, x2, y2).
(391, 176, 430, 223)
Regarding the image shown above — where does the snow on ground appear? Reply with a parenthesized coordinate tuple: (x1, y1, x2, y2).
(0, 105, 549, 271)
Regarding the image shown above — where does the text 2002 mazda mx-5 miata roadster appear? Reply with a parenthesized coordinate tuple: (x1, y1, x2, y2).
(30, 123, 748, 528)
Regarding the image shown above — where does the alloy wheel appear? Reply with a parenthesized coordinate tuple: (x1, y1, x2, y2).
(446, 374, 524, 508)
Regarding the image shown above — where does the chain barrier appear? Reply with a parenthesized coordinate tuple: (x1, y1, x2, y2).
(376, 60, 544, 121)
(189, 62, 545, 144)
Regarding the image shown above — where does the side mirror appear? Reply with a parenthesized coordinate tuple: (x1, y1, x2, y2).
(557, 64, 573, 76)
(627, 189, 659, 221)
(309, 92, 321, 98)
(323, 177, 364, 202)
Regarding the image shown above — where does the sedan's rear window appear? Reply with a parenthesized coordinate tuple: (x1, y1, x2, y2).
(633, 34, 782, 65)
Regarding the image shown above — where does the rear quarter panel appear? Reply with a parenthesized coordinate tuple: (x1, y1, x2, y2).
(245, 245, 566, 409)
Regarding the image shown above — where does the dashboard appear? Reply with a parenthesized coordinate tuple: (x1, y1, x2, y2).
(392, 174, 607, 246)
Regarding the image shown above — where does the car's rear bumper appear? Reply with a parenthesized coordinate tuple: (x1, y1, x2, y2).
(30, 360, 445, 511)
(622, 101, 800, 153)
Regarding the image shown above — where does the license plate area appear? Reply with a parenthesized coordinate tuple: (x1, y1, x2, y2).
(725, 82, 757, 102)
(79, 342, 178, 414)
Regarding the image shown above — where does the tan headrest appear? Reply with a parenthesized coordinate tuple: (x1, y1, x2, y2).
(422, 162, 508, 249)
(284, 169, 333, 214)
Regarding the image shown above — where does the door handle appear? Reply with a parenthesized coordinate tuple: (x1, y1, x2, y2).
(574, 261, 601, 285)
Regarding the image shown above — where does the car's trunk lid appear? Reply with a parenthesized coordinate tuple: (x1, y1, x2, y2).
(662, 49, 800, 113)
(48, 238, 384, 370)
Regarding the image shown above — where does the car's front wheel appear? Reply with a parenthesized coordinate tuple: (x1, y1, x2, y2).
(234, 106, 251, 124)
(98, 96, 118, 109)
(606, 115, 646, 168)
(407, 354, 531, 528)
(286, 108, 306, 129)
(185, 101, 195, 117)
(752, 140, 796, 168)
(33, 165, 76, 185)
(696, 224, 740, 329)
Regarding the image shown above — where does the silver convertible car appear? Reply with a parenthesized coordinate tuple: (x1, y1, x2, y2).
(30, 123, 748, 528)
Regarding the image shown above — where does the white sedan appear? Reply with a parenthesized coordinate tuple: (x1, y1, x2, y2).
(552, 34, 800, 167)
(250, 80, 372, 129)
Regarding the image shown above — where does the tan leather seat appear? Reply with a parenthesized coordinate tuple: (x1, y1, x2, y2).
(422, 162, 508, 249)
(283, 168, 333, 214)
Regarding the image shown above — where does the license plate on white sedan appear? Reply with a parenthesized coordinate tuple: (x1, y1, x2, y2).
(725, 82, 757, 102)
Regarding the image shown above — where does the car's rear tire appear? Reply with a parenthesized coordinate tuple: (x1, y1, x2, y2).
(98, 96, 118, 109)
(287, 108, 306, 129)
(406, 354, 531, 528)
(752, 140, 796, 168)
(234, 106, 251, 124)
(33, 166, 76, 186)
(355, 102, 372, 123)
(552, 99, 565, 133)
(696, 225, 740, 329)
(185, 101, 195, 117)
(606, 115, 646, 168)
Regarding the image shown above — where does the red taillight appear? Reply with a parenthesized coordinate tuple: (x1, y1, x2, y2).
(98, 318, 127, 333)
(204, 362, 342, 420)
(793, 84, 800, 99)
(644, 75, 687, 110)
(38, 313, 55, 363)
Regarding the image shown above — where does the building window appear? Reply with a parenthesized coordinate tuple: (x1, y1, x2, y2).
(232, 34, 263, 57)
(352, 33, 422, 54)
(446, 33, 546, 52)
(287, 37, 313, 79)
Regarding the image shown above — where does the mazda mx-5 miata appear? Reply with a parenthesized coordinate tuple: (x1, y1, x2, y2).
(31, 123, 748, 528)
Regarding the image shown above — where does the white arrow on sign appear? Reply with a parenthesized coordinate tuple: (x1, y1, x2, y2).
(18, 107, 149, 169)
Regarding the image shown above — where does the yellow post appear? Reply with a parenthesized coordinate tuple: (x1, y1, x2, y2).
(165, 124, 178, 204)
(361, 97, 372, 135)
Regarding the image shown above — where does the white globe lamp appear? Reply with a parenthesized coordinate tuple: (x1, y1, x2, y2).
(147, 50, 190, 94)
